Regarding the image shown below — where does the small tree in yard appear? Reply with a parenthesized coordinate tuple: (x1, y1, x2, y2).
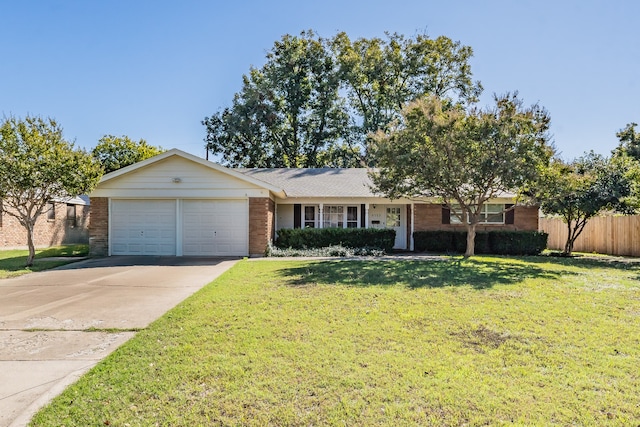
(92, 135, 164, 173)
(539, 153, 636, 256)
(0, 116, 103, 266)
(370, 94, 553, 257)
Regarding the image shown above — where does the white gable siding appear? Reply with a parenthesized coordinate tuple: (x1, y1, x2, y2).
(92, 156, 270, 198)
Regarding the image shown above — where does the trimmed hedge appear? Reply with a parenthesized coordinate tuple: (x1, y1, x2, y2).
(414, 230, 548, 255)
(275, 228, 396, 253)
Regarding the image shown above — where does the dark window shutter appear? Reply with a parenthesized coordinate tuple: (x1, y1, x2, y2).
(441, 205, 450, 225)
(505, 204, 515, 224)
(294, 204, 301, 229)
(360, 204, 366, 228)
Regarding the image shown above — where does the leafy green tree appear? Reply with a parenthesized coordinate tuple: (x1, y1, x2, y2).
(0, 116, 103, 266)
(204, 30, 354, 168)
(540, 153, 636, 256)
(615, 122, 640, 160)
(370, 93, 553, 257)
(332, 32, 482, 139)
(93, 135, 164, 173)
(204, 30, 482, 167)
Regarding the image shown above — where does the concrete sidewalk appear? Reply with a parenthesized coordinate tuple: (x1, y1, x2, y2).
(0, 256, 239, 427)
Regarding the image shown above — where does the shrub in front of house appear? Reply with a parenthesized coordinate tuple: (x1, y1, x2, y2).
(275, 228, 396, 253)
(266, 244, 387, 257)
(488, 231, 549, 255)
(413, 230, 548, 255)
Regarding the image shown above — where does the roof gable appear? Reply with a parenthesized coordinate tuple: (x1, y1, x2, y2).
(96, 149, 284, 196)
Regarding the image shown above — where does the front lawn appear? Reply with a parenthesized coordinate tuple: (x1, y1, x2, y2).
(0, 244, 88, 279)
(31, 256, 640, 426)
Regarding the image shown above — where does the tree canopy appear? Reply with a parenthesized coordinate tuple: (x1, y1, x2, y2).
(615, 122, 640, 161)
(0, 116, 103, 266)
(93, 135, 164, 173)
(538, 153, 636, 255)
(370, 93, 553, 257)
(203, 30, 482, 168)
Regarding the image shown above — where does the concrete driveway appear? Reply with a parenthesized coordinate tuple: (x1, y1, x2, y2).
(0, 256, 239, 427)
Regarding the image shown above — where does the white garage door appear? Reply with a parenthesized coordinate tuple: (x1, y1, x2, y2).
(182, 200, 248, 256)
(111, 200, 177, 255)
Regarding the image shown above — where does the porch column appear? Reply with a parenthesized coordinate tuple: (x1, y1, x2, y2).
(365, 203, 370, 229)
(319, 203, 324, 228)
(410, 202, 415, 251)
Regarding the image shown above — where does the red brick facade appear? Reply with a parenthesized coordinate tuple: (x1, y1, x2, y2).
(89, 197, 109, 256)
(86, 198, 536, 257)
(413, 204, 539, 232)
(249, 197, 275, 256)
(0, 201, 89, 249)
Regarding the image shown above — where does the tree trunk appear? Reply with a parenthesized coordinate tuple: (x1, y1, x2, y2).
(26, 222, 36, 267)
(464, 223, 477, 258)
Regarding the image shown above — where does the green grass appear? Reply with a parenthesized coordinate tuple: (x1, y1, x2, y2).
(0, 244, 88, 279)
(31, 256, 640, 426)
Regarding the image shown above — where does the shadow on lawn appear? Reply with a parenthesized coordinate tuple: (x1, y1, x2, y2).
(279, 258, 574, 290)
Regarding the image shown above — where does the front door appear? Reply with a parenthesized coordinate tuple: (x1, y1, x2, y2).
(386, 206, 406, 249)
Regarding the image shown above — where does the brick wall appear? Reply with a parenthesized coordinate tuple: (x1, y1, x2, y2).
(512, 206, 539, 230)
(89, 197, 109, 256)
(0, 201, 89, 249)
(414, 204, 444, 231)
(249, 197, 275, 256)
(414, 204, 539, 232)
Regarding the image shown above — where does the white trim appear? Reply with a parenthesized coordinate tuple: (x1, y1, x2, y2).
(245, 198, 250, 254)
(365, 203, 369, 229)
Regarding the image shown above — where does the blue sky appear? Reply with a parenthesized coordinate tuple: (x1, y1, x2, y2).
(1, 0, 638, 160)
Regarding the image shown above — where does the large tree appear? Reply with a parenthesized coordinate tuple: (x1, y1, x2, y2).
(204, 30, 354, 168)
(370, 94, 553, 257)
(0, 116, 103, 266)
(204, 30, 482, 167)
(332, 32, 482, 139)
(92, 135, 164, 173)
(539, 153, 636, 256)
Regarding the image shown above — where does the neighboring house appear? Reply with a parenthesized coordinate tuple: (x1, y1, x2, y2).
(0, 196, 90, 249)
(89, 149, 539, 257)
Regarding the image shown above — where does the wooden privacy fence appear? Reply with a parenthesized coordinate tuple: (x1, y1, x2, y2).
(540, 215, 640, 257)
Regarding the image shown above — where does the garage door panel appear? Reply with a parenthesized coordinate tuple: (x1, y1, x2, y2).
(111, 200, 176, 256)
(182, 200, 247, 256)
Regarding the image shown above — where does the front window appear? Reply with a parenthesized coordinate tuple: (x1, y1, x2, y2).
(47, 202, 55, 221)
(386, 207, 401, 227)
(323, 206, 344, 228)
(450, 204, 505, 224)
(347, 206, 358, 228)
(450, 204, 464, 224)
(480, 204, 505, 223)
(67, 204, 77, 227)
(321, 205, 359, 229)
(304, 206, 316, 228)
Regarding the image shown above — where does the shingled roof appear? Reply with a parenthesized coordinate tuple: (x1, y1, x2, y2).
(239, 168, 378, 198)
